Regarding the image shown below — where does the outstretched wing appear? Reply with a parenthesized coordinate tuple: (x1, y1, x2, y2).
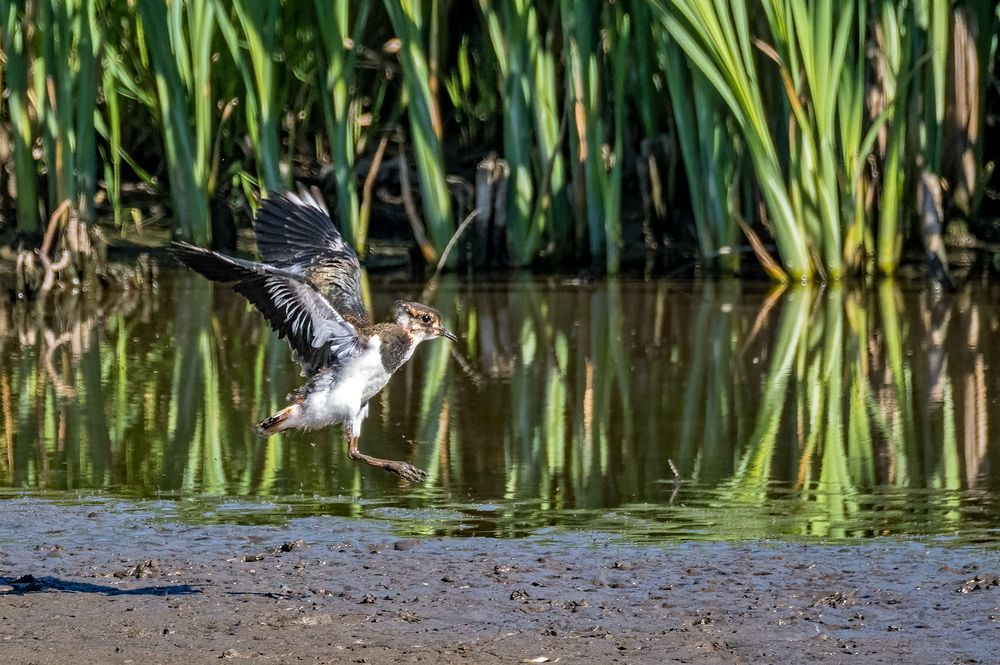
(170, 242, 365, 371)
(254, 190, 369, 325)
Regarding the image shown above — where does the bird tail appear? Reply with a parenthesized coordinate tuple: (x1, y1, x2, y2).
(256, 405, 300, 437)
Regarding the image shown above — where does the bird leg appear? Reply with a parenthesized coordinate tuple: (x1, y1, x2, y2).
(347, 433, 427, 483)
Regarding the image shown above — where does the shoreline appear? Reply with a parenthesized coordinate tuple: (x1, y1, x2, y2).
(1, 500, 997, 663)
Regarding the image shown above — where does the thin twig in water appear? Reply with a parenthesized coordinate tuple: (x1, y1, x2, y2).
(667, 458, 684, 505)
(433, 210, 478, 277)
(449, 347, 486, 386)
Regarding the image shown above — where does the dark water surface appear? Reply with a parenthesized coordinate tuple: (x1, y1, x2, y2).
(2, 270, 998, 543)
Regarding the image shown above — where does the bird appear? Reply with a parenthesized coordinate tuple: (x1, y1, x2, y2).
(169, 189, 456, 482)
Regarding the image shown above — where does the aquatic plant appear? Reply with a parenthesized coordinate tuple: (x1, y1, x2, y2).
(0, 1, 996, 279)
(134, 0, 215, 245)
(383, 0, 454, 261)
(215, 0, 286, 192)
(1, 0, 40, 236)
(314, 0, 372, 253)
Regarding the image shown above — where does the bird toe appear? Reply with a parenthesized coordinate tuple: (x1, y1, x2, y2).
(387, 462, 427, 483)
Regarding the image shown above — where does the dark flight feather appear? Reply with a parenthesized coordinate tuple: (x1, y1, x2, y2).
(253, 192, 369, 325)
(169, 241, 364, 372)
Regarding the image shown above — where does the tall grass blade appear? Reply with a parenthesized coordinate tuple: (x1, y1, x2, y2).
(383, 0, 454, 260)
(135, 0, 211, 244)
(1, 0, 40, 235)
(217, 0, 284, 191)
(314, 0, 371, 253)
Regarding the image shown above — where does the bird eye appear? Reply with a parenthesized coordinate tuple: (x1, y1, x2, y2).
(421, 314, 432, 324)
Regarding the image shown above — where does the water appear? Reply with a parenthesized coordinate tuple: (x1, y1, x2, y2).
(1, 270, 998, 543)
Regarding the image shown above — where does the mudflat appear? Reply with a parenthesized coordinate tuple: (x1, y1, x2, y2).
(1, 500, 997, 664)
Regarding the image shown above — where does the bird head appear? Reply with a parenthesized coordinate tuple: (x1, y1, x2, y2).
(393, 301, 458, 342)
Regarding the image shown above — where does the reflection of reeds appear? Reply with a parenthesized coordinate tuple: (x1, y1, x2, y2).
(1, 272, 997, 539)
(1, 372, 12, 481)
(730, 286, 809, 496)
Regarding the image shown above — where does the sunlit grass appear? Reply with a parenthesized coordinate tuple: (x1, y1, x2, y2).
(0, 1, 994, 277)
(135, 0, 214, 244)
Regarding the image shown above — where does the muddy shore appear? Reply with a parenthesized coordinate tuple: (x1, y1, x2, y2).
(0, 499, 997, 664)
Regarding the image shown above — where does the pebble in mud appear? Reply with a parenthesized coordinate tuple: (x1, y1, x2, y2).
(114, 559, 162, 579)
(959, 575, 1000, 593)
(238, 540, 306, 562)
(272, 540, 306, 553)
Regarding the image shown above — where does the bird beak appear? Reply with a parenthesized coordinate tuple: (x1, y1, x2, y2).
(437, 326, 458, 342)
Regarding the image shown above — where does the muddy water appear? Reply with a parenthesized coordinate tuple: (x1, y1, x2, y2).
(1, 271, 998, 543)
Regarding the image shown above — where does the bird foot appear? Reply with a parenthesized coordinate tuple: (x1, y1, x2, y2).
(382, 460, 428, 483)
(348, 443, 428, 483)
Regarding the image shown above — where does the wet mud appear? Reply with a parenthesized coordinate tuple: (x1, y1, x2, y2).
(1, 500, 997, 664)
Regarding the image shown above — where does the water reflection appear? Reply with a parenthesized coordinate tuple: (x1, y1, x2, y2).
(1, 272, 998, 542)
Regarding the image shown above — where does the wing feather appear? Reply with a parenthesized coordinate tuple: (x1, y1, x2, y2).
(254, 190, 368, 324)
(170, 242, 364, 372)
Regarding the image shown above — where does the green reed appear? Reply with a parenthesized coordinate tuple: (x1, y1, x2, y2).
(0, 1, 995, 276)
(35, 0, 96, 220)
(100, 62, 123, 228)
(651, 0, 986, 280)
(1, 0, 39, 235)
(653, 0, 812, 280)
(383, 0, 454, 260)
(0, 0, 101, 232)
(479, 1, 572, 267)
(99, 4, 158, 213)
(659, 38, 739, 269)
(530, 15, 572, 259)
(874, 0, 909, 276)
(314, 0, 371, 253)
(486, 0, 534, 265)
(216, 0, 285, 192)
(560, 0, 603, 264)
(135, 0, 213, 244)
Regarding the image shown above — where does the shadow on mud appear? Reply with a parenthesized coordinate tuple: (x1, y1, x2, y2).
(0, 574, 201, 597)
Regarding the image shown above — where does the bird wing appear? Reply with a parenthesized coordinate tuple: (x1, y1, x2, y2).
(170, 242, 366, 371)
(253, 190, 370, 325)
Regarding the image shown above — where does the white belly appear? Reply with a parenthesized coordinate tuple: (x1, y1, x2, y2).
(298, 344, 389, 429)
